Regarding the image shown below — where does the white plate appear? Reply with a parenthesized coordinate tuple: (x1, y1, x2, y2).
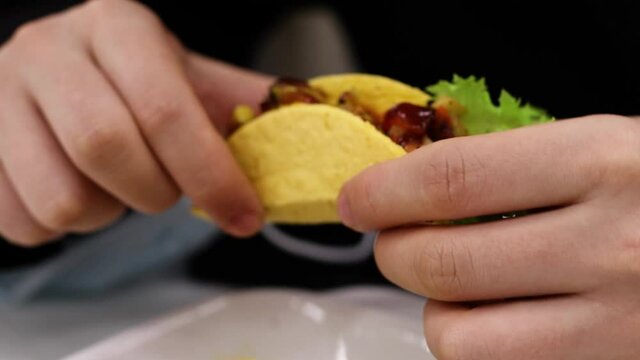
(63, 288, 434, 360)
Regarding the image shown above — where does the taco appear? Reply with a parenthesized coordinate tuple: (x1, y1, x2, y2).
(195, 74, 551, 224)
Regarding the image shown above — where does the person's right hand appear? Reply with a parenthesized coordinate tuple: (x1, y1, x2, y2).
(0, 0, 272, 246)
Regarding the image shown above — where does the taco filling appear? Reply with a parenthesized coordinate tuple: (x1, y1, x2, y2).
(239, 77, 465, 152)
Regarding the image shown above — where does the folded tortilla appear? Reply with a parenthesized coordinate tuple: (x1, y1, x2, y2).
(225, 74, 430, 223)
(193, 73, 553, 227)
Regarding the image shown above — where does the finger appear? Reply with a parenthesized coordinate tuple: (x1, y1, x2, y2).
(0, 84, 125, 233)
(339, 117, 618, 232)
(21, 45, 180, 214)
(82, 1, 265, 235)
(374, 205, 603, 301)
(0, 163, 59, 247)
(424, 295, 627, 360)
(186, 52, 273, 135)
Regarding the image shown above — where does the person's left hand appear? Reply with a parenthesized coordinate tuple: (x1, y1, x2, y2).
(338, 114, 640, 359)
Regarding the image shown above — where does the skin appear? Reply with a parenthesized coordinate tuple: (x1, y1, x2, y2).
(339, 115, 640, 359)
(0, 0, 272, 246)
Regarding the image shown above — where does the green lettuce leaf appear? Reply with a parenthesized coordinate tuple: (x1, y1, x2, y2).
(426, 75, 553, 135)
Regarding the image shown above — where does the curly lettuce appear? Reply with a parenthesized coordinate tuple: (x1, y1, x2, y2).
(425, 75, 553, 225)
(426, 75, 553, 135)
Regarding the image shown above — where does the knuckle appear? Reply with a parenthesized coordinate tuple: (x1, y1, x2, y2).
(86, 0, 161, 26)
(430, 323, 498, 360)
(70, 124, 129, 167)
(428, 321, 470, 360)
(609, 219, 640, 280)
(137, 98, 183, 136)
(415, 240, 472, 300)
(85, 0, 122, 14)
(10, 15, 63, 47)
(89, 202, 127, 230)
(38, 188, 89, 230)
(11, 20, 48, 44)
(85, 0, 129, 16)
(142, 189, 180, 214)
(420, 143, 482, 215)
(595, 116, 640, 185)
(1, 228, 55, 248)
(4, 16, 66, 69)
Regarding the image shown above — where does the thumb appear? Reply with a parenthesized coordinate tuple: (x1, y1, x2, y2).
(185, 52, 273, 135)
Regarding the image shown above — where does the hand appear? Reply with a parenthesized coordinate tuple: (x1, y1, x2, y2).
(339, 115, 640, 359)
(0, 0, 272, 246)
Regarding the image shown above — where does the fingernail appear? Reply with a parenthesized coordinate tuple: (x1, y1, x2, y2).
(229, 211, 263, 237)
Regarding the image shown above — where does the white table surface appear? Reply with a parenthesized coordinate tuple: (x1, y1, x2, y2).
(0, 269, 227, 360)
(0, 267, 425, 360)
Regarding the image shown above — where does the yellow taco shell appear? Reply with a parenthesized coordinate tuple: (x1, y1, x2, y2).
(310, 73, 430, 116)
(228, 103, 405, 223)
(195, 74, 430, 224)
